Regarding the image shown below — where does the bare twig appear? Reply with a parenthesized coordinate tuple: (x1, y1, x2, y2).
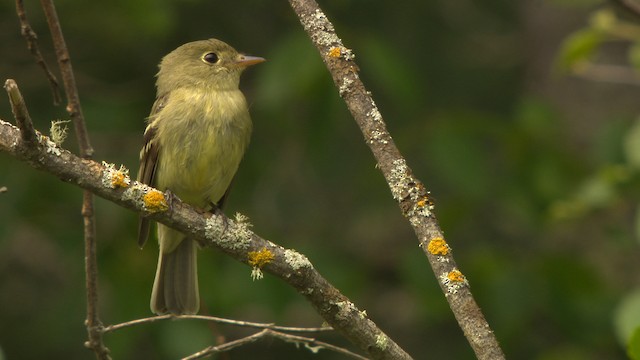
(103, 314, 333, 333)
(286, 0, 505, 359)
(36, 1, 104, 359)
(14, 0, 61, 105)
(184, 328, 368, 360)
(0, 119, 408, 359)
(4, 79, 37, 145)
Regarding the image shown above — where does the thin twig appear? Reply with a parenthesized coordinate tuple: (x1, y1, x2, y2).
(286, 1, 505, 359)
(103, 314, 333, 334)
(37, 1, 104, 359)
(4, 79, 37, 145)
(184, 329, 368, 360)
(14, 0, 61, 105)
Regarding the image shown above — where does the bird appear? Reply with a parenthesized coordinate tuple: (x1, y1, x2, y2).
(137, 38, 264, 315)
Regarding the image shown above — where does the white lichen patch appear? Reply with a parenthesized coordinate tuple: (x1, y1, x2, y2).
(339, 77, 353, 96)
(251, 267, 264, 281)
(366, 101, 382, 122)
(122, 182, 157, 210)
(101, 161, 131, 189)
(301, 9, 342, 49)
(205, 212, 253, 251)
(369, 130, 388, 145)
(40, 134, 62, 156)
(388, 158, 410, 201)
(284, 249, 312, 271)
(342, 47, 355, 61)
(375, 334, 389, 351)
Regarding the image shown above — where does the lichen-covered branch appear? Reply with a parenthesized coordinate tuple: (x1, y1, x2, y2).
(0, 116, 409, 359)
(286, 0, 506, 358)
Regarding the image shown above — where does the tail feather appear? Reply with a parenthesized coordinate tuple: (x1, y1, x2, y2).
(151, 227, 199, 315)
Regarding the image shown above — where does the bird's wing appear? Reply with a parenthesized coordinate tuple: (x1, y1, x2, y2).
(137, 94, 168, 248)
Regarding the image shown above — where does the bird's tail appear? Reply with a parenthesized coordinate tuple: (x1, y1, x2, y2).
(151, 225, 199, 315)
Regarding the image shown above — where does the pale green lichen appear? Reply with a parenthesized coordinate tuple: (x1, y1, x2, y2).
(375, 334, 388, 351)
(284, 249, 312, 271)
(359, 309, 368, 319)
(334, 300, 357, 320)
(49, 119, 70, 146)
(205, 212, 253, 251)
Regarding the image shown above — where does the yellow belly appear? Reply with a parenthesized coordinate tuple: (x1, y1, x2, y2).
(154, 88, 252, 207)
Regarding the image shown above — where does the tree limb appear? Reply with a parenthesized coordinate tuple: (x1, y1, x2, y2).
(286, 0, 505, 359)
(0, 112, 408, 359)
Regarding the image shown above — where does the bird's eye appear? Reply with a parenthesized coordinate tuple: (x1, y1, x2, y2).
(202, 52, 219, 64)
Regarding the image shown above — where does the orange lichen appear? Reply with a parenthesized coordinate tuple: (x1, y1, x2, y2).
(248, 247, 275, 268)
(111, 171, 129, 188)
(427, 237, 449, 256)
(447, 269, 465, 283)
(328, 46, 341, 58)
(142, 190, 168, 213)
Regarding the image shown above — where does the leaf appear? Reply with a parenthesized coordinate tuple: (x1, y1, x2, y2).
(556, 29, 604, 71)
(624, 117, 640, 169)
(630, 42, 640, 72)
(614, 290, 640, 347)
(629, 327, 640, 360)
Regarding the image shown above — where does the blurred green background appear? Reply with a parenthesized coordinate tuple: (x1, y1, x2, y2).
(2, 0, 640, 359)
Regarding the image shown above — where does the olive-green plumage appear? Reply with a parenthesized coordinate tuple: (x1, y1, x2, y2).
(137, 39, 263, 315)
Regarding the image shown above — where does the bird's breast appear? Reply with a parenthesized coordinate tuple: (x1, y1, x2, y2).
(154, 88, 252, 206)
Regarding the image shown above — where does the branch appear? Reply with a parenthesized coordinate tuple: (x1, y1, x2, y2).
(286, 1, 505, 359)
(184, 329, 368, 360)
(35, 1, 103, 358)
(4, 79, 37, 145)
(0, 111, 407, 359)
(102, 314, 333, 334)
(14, 0, 61, 105)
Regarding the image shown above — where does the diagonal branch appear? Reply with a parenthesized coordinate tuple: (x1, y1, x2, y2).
(286, 0, 505, 359)
(0, 111, 409, 359)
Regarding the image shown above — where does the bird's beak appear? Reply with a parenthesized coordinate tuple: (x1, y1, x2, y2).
(235, 55, 266, 67)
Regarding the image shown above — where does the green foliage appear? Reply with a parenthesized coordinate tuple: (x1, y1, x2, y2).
(629, 327, 640, 360)
(557, 28, 605, 71)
